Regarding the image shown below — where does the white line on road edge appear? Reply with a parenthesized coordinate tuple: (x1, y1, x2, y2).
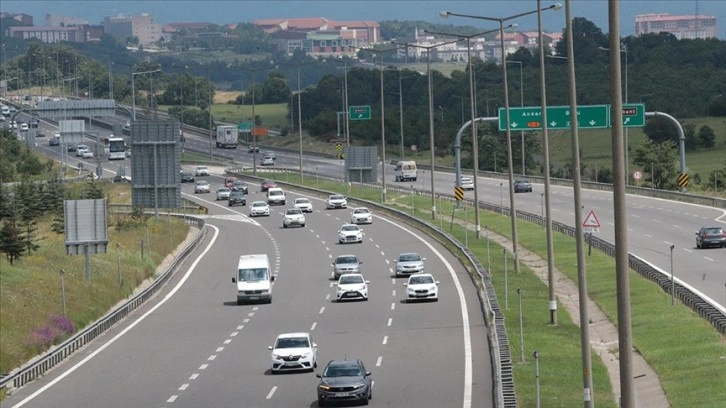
(10, 225, 221, 408)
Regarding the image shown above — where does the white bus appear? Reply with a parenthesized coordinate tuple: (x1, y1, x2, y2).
(104, 136, 126, 160)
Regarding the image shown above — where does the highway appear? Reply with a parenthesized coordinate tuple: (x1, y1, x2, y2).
(5, 175, 492, 407)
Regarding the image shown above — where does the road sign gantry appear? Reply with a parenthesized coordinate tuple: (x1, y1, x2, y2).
(497, 103, 645, 131)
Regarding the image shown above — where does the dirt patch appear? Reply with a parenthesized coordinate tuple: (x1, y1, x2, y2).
(214, 91, 242, 104)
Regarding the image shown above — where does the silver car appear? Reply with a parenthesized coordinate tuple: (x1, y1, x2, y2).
(216, 187, 231, 200)
(194, 180, 211, 194)
(393, 252, 426, 277)
(331, 254, 363, 279)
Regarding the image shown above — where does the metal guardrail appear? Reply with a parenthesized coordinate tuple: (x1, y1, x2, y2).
(0, 215, 206, 395)
(225, 167, 514, 408)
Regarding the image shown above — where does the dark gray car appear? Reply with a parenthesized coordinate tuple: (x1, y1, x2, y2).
(316, 359, 372, 407)
(695, 226, 726, 249)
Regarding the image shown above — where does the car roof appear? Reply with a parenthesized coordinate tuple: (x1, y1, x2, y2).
(276, 332, 310, 339)
(326, 359, 363, 368)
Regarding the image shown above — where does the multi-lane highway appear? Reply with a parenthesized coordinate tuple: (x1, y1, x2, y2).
(5, 176, 492, 407)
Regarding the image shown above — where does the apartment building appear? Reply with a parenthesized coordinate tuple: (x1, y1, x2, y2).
(103, 13, 162, 46)
(635, 13, 717, 39)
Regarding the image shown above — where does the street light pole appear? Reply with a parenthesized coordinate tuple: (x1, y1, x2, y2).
(440, 1, 563, 267)
(506, 60, 525, 175)
(599, 45, 629, 184)
(131, 68, 160, 121)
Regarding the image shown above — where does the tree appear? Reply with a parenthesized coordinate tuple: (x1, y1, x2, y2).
(632, 140, 680, 190)
(260, 71, 291, 104)
(0, 220, 25, 265)
(696, 125, 716, 148)
(643, 116, 678, 144)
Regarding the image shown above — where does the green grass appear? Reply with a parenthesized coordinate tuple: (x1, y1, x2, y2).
(259, 171, 726, 408)
(0, 182, 191, 377)
(211, 103, 289, 129)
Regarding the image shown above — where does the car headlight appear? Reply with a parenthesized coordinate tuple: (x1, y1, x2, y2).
(319, 384, 332, 391)
(272, 354, 283, 359)
(351, 382, 366, 390)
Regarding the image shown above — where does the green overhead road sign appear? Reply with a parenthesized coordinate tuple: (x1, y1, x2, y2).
(349, 105, 371, 120)
(238, 121, 254, 131)
(499, 105, 609, 131)
(621, 103, 646, 127)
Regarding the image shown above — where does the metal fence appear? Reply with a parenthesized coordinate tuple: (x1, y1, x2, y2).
(0, 215, 206, 395)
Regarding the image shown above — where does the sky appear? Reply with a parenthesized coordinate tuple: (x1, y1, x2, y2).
(2, 0, 725, 38)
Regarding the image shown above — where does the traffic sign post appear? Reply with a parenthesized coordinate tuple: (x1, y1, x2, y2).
(237, 121, 254, 132)
(349, 105, 371, 120)
(582, 209, 601, 234)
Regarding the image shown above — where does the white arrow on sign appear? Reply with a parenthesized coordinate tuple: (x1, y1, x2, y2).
(583, 209, 601, 228)
(510, 122, 519, 128)
(550, 121, 557, 127)
(588, 120, 597, 126)
(624, 117, 631, 124)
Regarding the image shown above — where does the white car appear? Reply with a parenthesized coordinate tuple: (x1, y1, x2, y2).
(195, 165, 209, 176)
(338, 224, 363, 244)
(327, 194, 347, 209)
(82, 150, 94, 159)
(76, 144, 89, 157)
(268, 332, 318, 373)
(458, 176, 474, 191)
(216, 187, 231, 201)
(283, 208, 306, 228)
(20, 123, 29, 132)
(350, 207, 372, 224)
(404, 273, 440, 302)
(293, 197, 313, 213)
(335, 273, 369, 302)
(194, 180, 211, 194)
(393, 252, 426, 277)
(250, 201, 271, 217)
(260, 156, 275, 166)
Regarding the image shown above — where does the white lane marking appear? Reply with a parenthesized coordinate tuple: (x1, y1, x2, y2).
(392, 290, 396, 297)
(252, 306, 259, 311)
(224, 339, 231, 344)
(374, 243, 380, 248)
(237, 325, 244, 330)
(704, 257, 714, 262)
(231, 331, 239, 336)
(199, 364, 209, 370)
(391, 303, 395, 311)
(376, 356, 382, 367)
(376, 216, 474, 408)
(216, 347, 224, 352)
(243, 318, 251, 322)
(9, 225, 222, 408)
(672, 224, 683, 229)
(325, 293, 331, 301)
(167, 395, 178, 403)
(189, 373, 199, 380)
(387, 318, 392, 326)
(632, 214, 640, 218)
(247, 313, 254, 317)
(208, 355, 217, 361)
(310, 322, 317, 331)
(664, 241, 674, 247)
(179, 383, 189, 391)
(385, 259, 390, 264)
(382, 336, 388, 345)
(319, 307, 326, 314)
(651, 219, 663, 223)
(266, 386, 277, 399)
(683, 248, 693, 253)
(316, 234, 320, 238)
(644, 233, 653, 238)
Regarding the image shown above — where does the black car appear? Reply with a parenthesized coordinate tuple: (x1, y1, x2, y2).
(30, 117, 40, 128)
(181, 172, 195, 183)
(316, 359, 372, 407)
(513, 179, 533, 193)
(695, 226, 726, 249)
(48, 136, 60, 146)
(231, 180, 248, 194)
(228, 191, 247, 207)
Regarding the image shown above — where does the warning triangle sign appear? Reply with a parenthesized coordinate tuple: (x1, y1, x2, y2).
(583, 210, 601, 228)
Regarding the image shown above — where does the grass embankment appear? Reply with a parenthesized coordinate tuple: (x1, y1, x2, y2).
(0, 182, 191, 377)
(260, 172, 726, 407)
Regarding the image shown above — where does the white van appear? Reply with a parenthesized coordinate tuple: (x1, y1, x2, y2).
(267, 187, 286, 206)
(232, 254, 274, 304)
(394, 160, 417, 182)
(0, 105, 10, 116)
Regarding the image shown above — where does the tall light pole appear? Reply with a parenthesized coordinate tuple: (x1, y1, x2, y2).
(393, 38, 460, 220)
(506, 60, 525, 175)
(427, 27, 508, 236)
(236, 64, 272, 175)
(599, 45, 629, 184)
(328, 58, 352, 147)
(440, 1, 563, 267)
(131, 68, 160, 120)
(283, 59, 322, 182)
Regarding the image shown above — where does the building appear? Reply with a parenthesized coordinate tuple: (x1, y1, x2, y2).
(103, 13, 162, 46)
(635, 14, 717, 39)
(44, 13, 88, 27)
(6, 25, 93, 43)
(254, 17, 380, 56)
(0, 12, 33, 25)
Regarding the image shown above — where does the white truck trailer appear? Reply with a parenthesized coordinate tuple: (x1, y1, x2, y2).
(216, 125, 238, 148)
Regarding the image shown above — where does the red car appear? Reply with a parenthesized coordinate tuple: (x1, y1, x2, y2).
(261, 179, 278, 192)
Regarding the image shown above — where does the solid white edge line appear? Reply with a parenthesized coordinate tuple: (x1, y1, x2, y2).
(10, 225, 221, 408)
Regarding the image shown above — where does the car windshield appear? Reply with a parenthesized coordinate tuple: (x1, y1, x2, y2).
(330, 195, 344, 200)
(325, 364, 363, 377)
(275, 337, 309, 349)
(238, 268, 267, 282)
(196, 181, 208, 186)
(218, 188, 230, 193)
(342, 225, 359, 232)
(354, 208, 369, 214)
(230, 192, 244, 198)
(295, 199, 309, 204)
(410, 275, 434, 284)
(252, 202, 266, 207)
(270, 191, 283, 196)
(703, 228, 723, 234)
(339, 275, 364, 284)
(335, 256, 358, 265)
(286, 209, 302, 215)
(399, 254, 422, 262)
